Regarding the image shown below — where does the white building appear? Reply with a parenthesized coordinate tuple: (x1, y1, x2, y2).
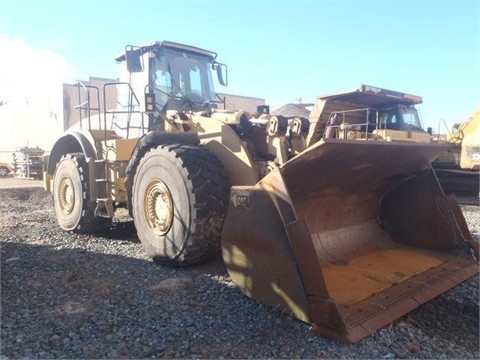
(0, 77, 264, 163)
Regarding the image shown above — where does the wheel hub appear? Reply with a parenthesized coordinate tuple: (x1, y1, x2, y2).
(144, 179, 174, 235)
(58, 177, 75, 214)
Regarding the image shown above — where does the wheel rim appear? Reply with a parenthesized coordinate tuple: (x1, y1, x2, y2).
(0, 168, 6, 176)
(144, 179, 174, 235)
(58, 176, 75, 215)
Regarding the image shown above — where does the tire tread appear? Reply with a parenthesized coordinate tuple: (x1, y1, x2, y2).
(133, 144, 230, 266)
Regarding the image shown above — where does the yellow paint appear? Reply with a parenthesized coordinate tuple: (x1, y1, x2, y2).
(222, 245, 253, 296)
(271, 282, 310, 322)
(373, 129, 432, 143)
(103, 139, 139, 161)
(43, 172, 53, 192)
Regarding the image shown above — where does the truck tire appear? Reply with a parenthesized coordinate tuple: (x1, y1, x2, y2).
(53, 154, 110, 233)
(132, 144, 230, 267)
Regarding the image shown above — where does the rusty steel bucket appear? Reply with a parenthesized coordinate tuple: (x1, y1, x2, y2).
(222, 138, 479, 342)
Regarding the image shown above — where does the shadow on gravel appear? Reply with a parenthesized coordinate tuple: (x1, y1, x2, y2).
(0, 241, 239, 359)
(406, 282, 480, 339)
(97, 220, 140, 243)
(2, 240, 479, 360)
(426, 300, 479, 334)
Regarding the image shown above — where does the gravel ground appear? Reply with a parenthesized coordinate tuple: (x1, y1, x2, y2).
(1, 185, 479, 359)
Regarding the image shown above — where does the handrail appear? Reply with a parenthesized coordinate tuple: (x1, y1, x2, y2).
(323, 108, 378, 140)
(103, 82, 146, 139)
(437, 118, 453, 141)
(74, 81, 101, 130)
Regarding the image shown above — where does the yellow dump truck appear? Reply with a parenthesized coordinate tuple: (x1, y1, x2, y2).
(43, 41, 478, 342)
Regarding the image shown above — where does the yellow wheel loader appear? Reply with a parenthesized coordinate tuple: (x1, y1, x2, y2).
(433, 109, 480, 194)
(43, 41, 479, 342)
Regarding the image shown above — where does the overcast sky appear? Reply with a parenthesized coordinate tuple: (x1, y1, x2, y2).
(0, 0, 479, 131)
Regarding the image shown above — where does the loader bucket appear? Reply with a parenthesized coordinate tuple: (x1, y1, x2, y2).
(222, 138, 479, 342)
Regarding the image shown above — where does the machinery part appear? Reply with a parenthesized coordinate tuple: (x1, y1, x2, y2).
(289, 117, 310, 136)
(432, 109, 480, 195)
(180, 92, 209, 110)
(12, 147, 44, 180)
(266, 115, 289, 136)
(46, 132, 97, 176)
(53, 154, 111, 233)
(131, 144, 230, 267)
(222, 139, 478, 342)
(433, 168, 480, 195)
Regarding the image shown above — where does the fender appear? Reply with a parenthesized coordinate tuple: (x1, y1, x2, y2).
(44, 130, 97, 193)
(46, 131, 97, 175)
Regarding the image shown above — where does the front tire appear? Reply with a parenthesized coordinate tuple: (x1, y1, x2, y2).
(132, 144, 230, 267)
(53, 154, 110, 233)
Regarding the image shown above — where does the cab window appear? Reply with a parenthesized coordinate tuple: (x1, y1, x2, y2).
(380, 110, 400, 130)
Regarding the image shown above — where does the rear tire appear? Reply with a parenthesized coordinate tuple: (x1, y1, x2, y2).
(132, 144, 230, 267)
(53, 154, 110, 233)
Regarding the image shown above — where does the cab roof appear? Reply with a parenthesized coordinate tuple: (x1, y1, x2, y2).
(115, 40, 217, 62)
(317, 85, 422, 107)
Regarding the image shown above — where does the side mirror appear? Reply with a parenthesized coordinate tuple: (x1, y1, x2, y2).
(125, 46, 143, 73)
(213, 62, 228, 86)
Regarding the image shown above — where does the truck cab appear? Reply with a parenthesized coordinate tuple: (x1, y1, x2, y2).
(307, 85, 432, 145)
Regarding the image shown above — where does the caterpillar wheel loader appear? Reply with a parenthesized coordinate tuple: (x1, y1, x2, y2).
(43, 41, 479, 342)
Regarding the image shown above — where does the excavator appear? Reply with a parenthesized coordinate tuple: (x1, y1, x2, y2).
(433, 109, 480, 194)
(43, 41, 479, 342)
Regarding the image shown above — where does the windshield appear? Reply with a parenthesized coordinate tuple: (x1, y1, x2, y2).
(151, 47, 216, 111)
(379, 106, 424, 131)
(399, 106, 423, 130)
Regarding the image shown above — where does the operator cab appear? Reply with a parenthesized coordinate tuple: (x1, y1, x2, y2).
(110, 41, 228, 138)
(151, 46, 218, 113)
(119, 41, 227, 114)
(378, 104, 424, 132)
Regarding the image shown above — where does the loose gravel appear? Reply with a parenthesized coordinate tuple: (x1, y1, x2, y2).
(1, 186, 479, 359)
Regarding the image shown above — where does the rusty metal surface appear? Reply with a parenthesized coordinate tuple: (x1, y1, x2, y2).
(222, 139, 478, 342)
(335, 259, 479, 342)
(316, 85, 422, 106)
(445, 194, 480, 257)
(222, 184, 312, 324)
(281, 139, 447, 230)
(321, 247, 445, 307)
